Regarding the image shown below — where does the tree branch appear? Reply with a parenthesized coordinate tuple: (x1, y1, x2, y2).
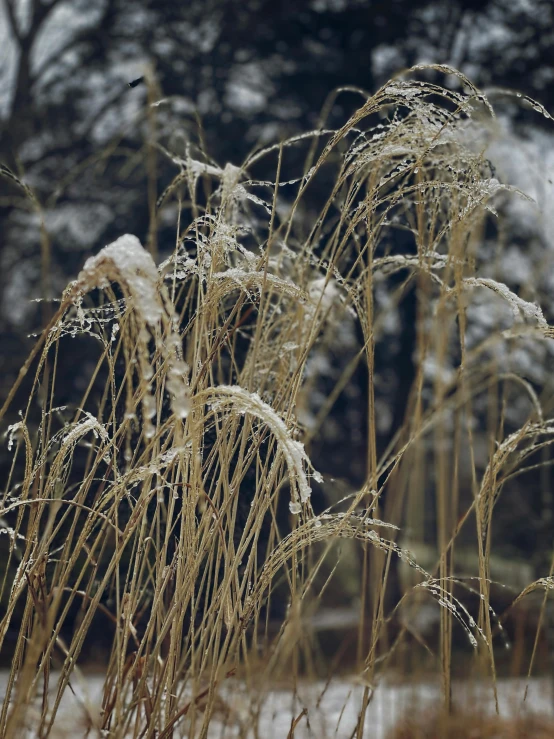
(3, 0, 21, 43)
(26, 0, 65, 47)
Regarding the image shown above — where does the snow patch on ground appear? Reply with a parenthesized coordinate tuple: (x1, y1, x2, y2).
(1, 673, 552, 738)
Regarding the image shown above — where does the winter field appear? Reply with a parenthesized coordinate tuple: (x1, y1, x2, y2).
(2, 66, 554, 736)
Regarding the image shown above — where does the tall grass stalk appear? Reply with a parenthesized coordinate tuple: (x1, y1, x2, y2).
(1, 65, 554, 737)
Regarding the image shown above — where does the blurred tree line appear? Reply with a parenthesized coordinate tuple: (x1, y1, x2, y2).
(2, 0, 554, 579)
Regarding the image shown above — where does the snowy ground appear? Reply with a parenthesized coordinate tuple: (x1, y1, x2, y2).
(1, 673, 553, 737)
(230, 677, 554, 738)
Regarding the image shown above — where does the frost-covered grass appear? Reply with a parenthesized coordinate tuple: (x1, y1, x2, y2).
(1, 65, 554, 737)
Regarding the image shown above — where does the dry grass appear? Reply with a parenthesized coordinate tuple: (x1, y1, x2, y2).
(1, 65, 554, 737)
(389, 707, 554, 738)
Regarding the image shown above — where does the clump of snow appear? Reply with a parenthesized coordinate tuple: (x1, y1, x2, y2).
(463, 277, 548, 329)
(166, 359, 191, 419)
(6, 421, 24, 452)
(205, 385, 321, 511)
(75, 235, 163, 326)
(73, 235, 190, 428)
(60, 411, 109, 451)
